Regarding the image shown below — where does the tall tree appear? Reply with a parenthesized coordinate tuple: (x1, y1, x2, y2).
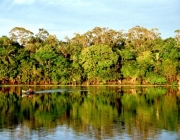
(174, 30, 180, 43)
(79, 44, 119, 84)
(161, 59, 178, 82)
(0, 36, 19, 83)
(125, 26, 160, 53)
(9, 27, 34, 46)
(36, 28, 49, 41)
(33, 44, 58, 84)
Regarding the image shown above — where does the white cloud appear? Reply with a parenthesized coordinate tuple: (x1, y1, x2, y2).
(13, 0, 35, 5)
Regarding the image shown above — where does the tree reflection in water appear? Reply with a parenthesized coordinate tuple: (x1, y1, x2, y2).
(0, 86, 180, 139)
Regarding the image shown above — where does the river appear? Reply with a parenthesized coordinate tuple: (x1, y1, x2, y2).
(0, 85, 180, 140)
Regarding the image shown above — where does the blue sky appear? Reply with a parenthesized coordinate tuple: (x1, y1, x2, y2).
(0, 0, 179, 40)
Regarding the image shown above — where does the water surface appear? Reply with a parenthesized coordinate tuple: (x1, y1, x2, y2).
(0, 85, 180, 139)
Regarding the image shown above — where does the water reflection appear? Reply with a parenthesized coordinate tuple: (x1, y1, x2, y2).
(0, 86, 180, 139)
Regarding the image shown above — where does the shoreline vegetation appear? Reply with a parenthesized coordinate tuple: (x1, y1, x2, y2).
(0, 84, 179, 87)
(0, 26, 180, 86)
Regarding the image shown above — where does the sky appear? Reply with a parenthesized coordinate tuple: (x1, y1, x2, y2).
(0, 0, 179, 40)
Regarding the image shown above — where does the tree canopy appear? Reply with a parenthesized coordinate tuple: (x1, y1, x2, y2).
(0, 26, 179, 85)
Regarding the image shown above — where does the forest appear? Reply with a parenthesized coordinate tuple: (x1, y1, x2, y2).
(0, 26, 180, 85)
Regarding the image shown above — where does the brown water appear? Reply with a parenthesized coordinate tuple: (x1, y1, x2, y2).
(0, 85, 180, 140)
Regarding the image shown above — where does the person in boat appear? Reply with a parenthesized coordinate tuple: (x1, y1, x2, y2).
(26, 88, 34, 97)
(28, 88, 34, 94)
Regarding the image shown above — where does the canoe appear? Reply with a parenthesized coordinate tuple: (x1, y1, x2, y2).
(22, 90, 35, 98)
(21, 89, 88, 97)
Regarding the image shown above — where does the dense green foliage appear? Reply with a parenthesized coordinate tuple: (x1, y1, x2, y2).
(0, 26, 180, 85)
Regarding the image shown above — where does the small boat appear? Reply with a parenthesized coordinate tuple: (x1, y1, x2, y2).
(21, 88, 88, 97)
(22, 90, 34, 94)
(22, 90, 35, 97)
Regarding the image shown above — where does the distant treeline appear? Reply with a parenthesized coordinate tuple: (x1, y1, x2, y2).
(0, 26, 180, 85)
